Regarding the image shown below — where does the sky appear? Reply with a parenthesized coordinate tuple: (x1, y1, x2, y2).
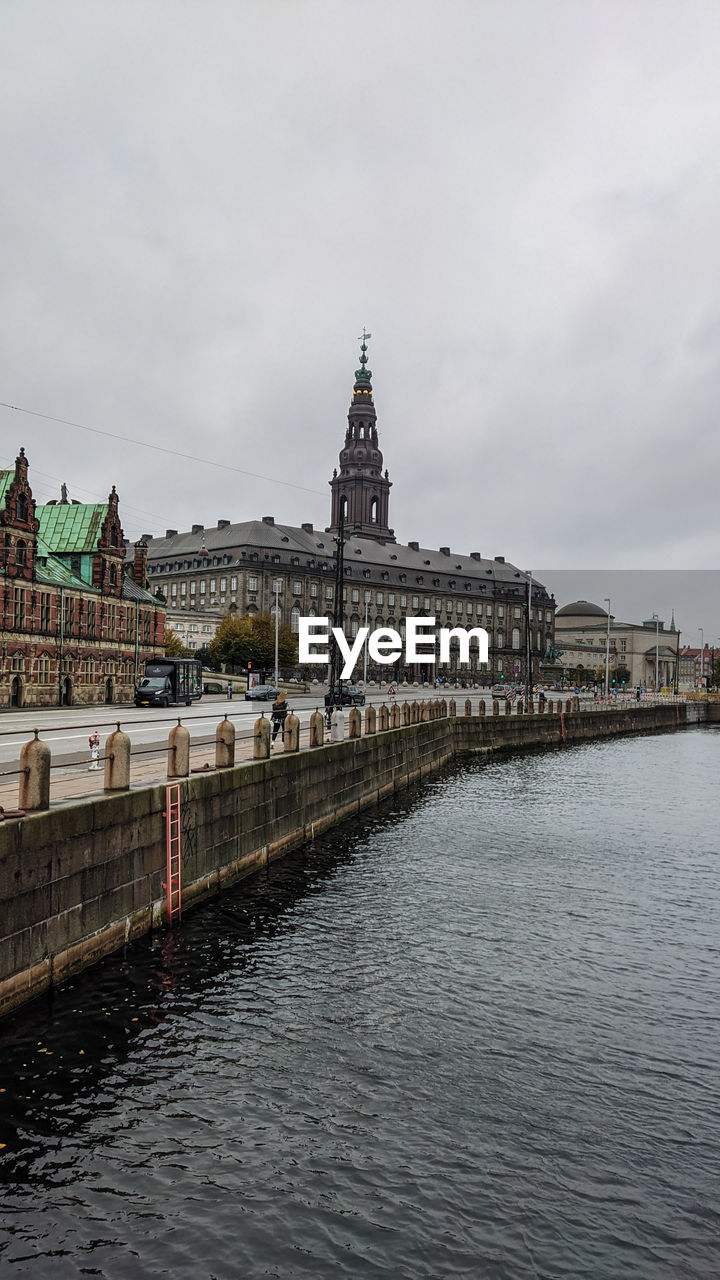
(1, 1, 719, 631)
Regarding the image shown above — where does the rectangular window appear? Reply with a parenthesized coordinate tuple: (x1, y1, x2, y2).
(388, 593, 395, 607)
(514, 606, 521, 618)
(351, 588, 359, 603)
(412, 595, 419, 609)
(230, 576, 237, 591)
(400, 594, 407, 608)
(466, 602, 473, 615)
(180, 582, 187, 595)
(423, 597, 430, 611)
(200, 580, 206, 594)
(293, 580, 302, 596)
(310, 583, 318, 598)
(220, 577, 227, 591)
(171, 583, 177, 596)
(456, 601, 463, 615)
(325, 585, 333, 600)
(435, 598, 442, 612)
(376, 592, 384, 606)
(364, 590, 371, 603)
(497, 605, 504, 619)
(247, 576, 256, 592)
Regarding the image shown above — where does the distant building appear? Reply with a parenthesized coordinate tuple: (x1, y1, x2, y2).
(553, 600, 679, 690)
(678, 645, 714, 690)
(141, 342, 556, 683)
(1, 449, 165, 707)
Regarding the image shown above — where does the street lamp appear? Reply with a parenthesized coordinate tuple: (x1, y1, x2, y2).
(698, 626, 704, 690)
(652, 612, 659, 692)
(363, 596, 369, 684)
(273, 579, 282, 689)
(604, 598, 611, 697)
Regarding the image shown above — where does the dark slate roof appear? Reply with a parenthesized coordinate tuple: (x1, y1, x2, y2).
(555, 599, 608, 618)
(122, 573, 161, 605)
(139, 519, 553, 598)
(36, 502, 108, 553)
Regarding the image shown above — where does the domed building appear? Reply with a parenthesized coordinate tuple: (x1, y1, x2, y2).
(553, 599, 679, 691)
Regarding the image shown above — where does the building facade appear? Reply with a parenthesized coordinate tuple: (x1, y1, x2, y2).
(1, 449, 165, 707)
(146, 344, 556, 683)
(553, 600, 679, 690)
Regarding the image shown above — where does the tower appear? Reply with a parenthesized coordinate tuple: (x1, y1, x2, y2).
(328, 334, 395, 542)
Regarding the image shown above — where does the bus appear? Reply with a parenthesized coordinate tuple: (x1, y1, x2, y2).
(135, 657, 203, 708)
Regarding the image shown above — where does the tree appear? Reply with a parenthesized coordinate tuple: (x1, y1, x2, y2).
(208, 613, 297, 672)
(165, 627, 190, 657)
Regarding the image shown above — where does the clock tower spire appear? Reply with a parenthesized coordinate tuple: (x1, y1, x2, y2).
(328, 333, 394, 542)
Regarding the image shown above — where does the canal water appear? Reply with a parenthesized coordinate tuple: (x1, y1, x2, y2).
(1, 729, 718, 1279)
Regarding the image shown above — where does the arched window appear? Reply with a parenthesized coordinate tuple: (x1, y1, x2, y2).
(340, 495, 348, 520)
(512, 627, 521, 649)
(290, 606, 300, 633)
(370, 497, 378, 524)
(15, 539, 26, 568)
(17, 493, 28, 522)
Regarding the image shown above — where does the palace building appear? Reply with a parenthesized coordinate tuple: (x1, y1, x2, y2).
(143, 341, 556, 683)
(1, 449, 165, 707)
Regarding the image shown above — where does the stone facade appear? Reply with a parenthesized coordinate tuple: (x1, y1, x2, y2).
(554, 600, 680, 690)
(1, 450, 166, 707)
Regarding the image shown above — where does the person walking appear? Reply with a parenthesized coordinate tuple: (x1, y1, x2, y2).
(88, 730, 101, 770)
(271, 691, 288, 745)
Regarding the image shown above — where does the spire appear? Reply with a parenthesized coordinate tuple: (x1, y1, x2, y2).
(327, 333, 394, 542)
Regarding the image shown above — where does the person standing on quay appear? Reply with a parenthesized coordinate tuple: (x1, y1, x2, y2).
(271, 691, 288, 745)
(88, 730, 101, 770)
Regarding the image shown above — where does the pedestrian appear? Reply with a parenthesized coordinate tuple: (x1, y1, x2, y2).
(88, 730, 100, 770)
(271, 691, 288, 744)
(635, 686, 641, 702)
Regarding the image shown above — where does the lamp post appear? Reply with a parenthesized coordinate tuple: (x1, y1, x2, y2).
(363, 596, 369, 684)
(525, 571, 533, 697)
(652, 612, 659, 692)
(604, 598, 611, 697)
(698, 626, 704, 690)
(273, 579, 281, 690)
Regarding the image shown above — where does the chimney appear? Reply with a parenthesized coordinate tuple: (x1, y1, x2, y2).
(408, 541, 419, 551)
(440, 546, 450, 556)
(301, 522, 313, 533)
(470, 552, 482, 561)
(494, 555, 505, 563)
(192, 524, 204, 535)
(165, 528, 178, 538)
(133, 539, 148, 589)
(262, 515, 275, 525)
(217, 519, 230, 529)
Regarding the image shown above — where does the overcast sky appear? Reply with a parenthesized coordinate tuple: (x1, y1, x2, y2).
(2, 2, 719, 625)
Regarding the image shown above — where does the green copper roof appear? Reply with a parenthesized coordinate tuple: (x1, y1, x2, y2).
(0, 469, 14, 507)
(36, 502, 107, 553)
(34, 534, 98, 591)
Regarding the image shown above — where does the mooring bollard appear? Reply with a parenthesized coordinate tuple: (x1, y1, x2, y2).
(516, 699, 524, 715)
(439, 698, 447, 717)
(18, 729, 50, 811)
(547, 699, 554, 714)
(331, 708, 345, 742)
(492, 699, 499, 715)
(566, 699, 572, 714)
(104, 724, 130, 792)
(378, 704, 389, 731)
(526, 699, 534, 714)
(504, 697, 511, 715)
(309, 710, 325, 747)
(449, 698, 457, 717)
(573, 696, 580, 712)
(254, 714, 271, 758)
(409, 700, 418, 724)
(402, 701, 411, 726)
(478, 699, 486, 717)
(216, 716, 235, 768)
(463, 697, 470, 716)
(349, 707, 361, 738)
(167, 720, 190, 778)
(364, 704, 377, 735)
(390, 702, 400, 728)
(421, 701, 430, 722)
(283, 712, 300, 752)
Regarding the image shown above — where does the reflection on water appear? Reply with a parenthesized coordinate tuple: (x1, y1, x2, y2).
(1, 730, 719, 1278)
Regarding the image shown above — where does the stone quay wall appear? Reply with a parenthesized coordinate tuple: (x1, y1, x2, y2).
(0, 701, 702, 1020)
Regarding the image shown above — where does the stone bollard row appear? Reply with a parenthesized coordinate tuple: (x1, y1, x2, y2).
(478, 700, 485, 717)
(493, 699, 499, 715)
(216, 716, 235, 768)
(254, 714, 271, 759)
(378, 704, 389, 731)
(18, 729, 50, 811)
(464, 698, 471, 716)
(284, 712, 300, 752)
(349, 707, 361, 738)
(402, 702, 411, 726)
(410, 700, 419, 724)
(364, 704, 377, 735)
(331, 708, 345, 742)
(390, 702, 400, 729)
(105, 724, 131, 791)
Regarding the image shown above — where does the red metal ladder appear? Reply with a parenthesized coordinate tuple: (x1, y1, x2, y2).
(163, 784, 182, 925)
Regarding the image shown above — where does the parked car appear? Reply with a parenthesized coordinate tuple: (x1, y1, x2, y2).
(324, 684, 366, 707)
(245, 684, 280, 702)
(490, 684, 510, 698)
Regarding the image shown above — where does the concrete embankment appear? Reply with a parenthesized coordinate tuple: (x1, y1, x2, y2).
(0, 701, 705, 1020)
